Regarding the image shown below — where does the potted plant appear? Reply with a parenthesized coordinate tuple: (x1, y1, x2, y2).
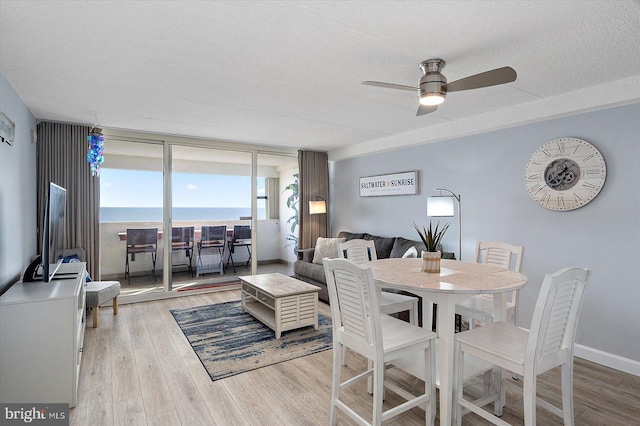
(413, 221, 449, 272)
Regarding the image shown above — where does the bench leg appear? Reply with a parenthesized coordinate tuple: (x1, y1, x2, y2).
(113, 296, 118, 315)
(93, 306, 100, 328)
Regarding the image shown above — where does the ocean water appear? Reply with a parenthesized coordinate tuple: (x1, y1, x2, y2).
(100, 207, 264, 222)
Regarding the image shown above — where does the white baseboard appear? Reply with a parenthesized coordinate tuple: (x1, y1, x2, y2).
(574, 344, 640, 377)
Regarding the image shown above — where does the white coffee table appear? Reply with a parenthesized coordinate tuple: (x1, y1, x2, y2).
(239, 273, 320, 339)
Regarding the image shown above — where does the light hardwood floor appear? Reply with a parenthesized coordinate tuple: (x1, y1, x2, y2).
(71, 290, 640, 425)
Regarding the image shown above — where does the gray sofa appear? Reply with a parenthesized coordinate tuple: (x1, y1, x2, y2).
(294, 230, 454, 305)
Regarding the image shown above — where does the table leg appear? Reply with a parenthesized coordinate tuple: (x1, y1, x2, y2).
(436, 296, 457, 426)
(493, 293, 507, 415)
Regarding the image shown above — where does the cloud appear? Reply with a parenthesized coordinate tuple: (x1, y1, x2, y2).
(187, 184, 197, 190)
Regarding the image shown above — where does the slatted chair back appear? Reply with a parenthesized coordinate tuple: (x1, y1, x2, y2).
(476, 241, 524, 272)
(324, 258, 379, 357)
(337, 239, 378, 264)
(476, 241, 524, 307)
(527, 267, 590, 375)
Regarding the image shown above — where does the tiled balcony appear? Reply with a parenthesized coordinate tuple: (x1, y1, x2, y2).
(99, 219, 296, 298)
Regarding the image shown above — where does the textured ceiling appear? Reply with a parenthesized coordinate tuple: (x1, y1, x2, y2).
(1, 1, 639, 160)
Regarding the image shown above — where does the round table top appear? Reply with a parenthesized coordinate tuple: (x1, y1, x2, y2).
(368, 258, 528, 294)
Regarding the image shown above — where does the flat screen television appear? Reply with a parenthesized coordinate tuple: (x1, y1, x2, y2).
(23, 182, 67, 282)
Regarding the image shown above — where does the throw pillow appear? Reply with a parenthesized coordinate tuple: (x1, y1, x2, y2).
(401, 246, 418, 258)
(312, 237, 346, 264)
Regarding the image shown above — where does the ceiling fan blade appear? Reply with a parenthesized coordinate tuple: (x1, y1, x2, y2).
(416, 104, 438, 116)
(362, 81, 418, 92)
(447, 66, 516, 92)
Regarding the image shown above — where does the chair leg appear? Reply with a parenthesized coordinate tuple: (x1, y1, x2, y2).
(523, 370, 537, 425)
(493, 366, 505, 416)
(219, 247, 225, 275)
(226, 246, 236, 273)
(330, 342, 342, 426)
(409, 300, 418, 325)
(561, 361, 575, 426)
(245, 245, 251, 268)
(151, 252, 157, 283)
(427, 344, 436, 425)
(125, 254, 130, 285)
(453, 340, 463, 426)
(372, 360, 385, 426)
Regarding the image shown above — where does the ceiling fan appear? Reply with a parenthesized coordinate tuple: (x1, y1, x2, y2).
(362, 59, 517, 116)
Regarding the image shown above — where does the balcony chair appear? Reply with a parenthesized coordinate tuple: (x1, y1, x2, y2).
(226, 225, 251, 273)
(171, 226, 194, 276)
(453, 267, 591, 426)
(323, 258, 437, 426)
(196, 225, 227, 277)
(456, 241, 524, 329)
(125, 228, 158, 285)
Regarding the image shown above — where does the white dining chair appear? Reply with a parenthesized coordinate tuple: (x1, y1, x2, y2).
(453, 267, 591, 426)
(338, 239, 421, 367)
(338, 239, 419, 325)
(323, 258, 437, 426)
(456, 241, 524, 329)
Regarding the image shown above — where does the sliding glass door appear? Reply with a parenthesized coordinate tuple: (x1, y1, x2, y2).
(99, 139, 164, 297)
(256, 154, 299, 275)
(99, 133, 297, 300)
(168, 145, 253, 290)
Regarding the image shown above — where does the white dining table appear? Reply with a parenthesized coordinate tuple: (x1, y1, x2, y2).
(368, 258, 528, 426)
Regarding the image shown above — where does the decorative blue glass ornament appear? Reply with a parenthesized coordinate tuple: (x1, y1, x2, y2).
(87, 130, 105, 176)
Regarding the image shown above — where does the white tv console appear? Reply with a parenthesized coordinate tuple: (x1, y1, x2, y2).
(0, 262, 86, 407)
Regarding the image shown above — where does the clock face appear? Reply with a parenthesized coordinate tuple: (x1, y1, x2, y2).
(524, 138, 606, 211)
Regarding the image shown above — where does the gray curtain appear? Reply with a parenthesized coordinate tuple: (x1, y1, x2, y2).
(37, 122, 100, 280)
(298, 150, 329, 249)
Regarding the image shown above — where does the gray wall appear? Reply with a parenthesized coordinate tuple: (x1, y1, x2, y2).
(0, 72, 38, 293)
(330, 102, 640, 366)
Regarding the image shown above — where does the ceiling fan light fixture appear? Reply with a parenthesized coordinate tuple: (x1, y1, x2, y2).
(420, 93, 445, 106)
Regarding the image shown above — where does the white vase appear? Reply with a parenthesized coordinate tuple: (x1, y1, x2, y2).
(421, 250, 441, 273)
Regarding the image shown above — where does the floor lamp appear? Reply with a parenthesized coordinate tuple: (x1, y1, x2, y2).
(427, 188, 461, 261)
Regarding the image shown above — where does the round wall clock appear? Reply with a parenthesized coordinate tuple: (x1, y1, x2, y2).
(524, 137, 606, 211)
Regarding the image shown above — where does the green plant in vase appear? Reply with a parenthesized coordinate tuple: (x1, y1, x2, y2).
(413, 221, 449, 272)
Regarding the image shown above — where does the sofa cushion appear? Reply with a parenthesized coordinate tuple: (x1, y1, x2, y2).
(294, 260, 327, 284)
(401, 246, 418, 258)
(390, 237, 427, 258)
(312, 237, 346, 264)
(361, 233, 395, 259)
(337, 231, 366, 241)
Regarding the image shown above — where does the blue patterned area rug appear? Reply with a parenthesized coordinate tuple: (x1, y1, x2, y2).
(171, 301, 333, 381)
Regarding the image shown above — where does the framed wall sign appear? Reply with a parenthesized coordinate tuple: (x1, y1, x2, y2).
(0, 112, 15, 146)
(360, 171, 418, 197)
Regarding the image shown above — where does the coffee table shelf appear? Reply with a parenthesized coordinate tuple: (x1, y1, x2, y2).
(240, 273, 320, 339)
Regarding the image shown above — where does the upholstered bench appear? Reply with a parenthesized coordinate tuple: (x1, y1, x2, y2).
(85, 281, 121, 328)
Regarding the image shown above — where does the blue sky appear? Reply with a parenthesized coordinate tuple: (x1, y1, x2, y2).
(100, 169, 264, 208)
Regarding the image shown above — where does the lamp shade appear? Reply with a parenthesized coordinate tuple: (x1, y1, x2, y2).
(427, 196, 455, 217)
(309, 200, 327, 215)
